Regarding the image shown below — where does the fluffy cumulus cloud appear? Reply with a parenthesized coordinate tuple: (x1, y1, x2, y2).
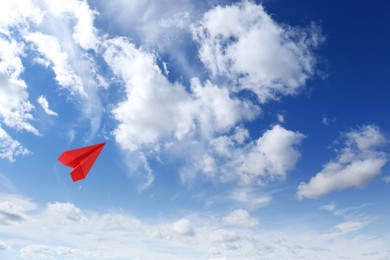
(103, 37, 258, 151)
(103, 37, 195, 150)
(224, 125, 305, 185)
(192, 1, 323, 103)
(102, 36, 264, 188)
(0, 1, 41, 38)
(0, 0, 319, 194)
(223, 209, 259, 227)
(178, 124, 303, 186)
(171, 218, 195, 237)
(178, 124, 305, 187)
(102, 44, 304, 187)
(45, 202, 88, 223)
(297, 125, 388, 199)
(98, 0, 324, 189)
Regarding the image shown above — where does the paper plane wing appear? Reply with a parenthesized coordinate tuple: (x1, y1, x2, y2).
(58, 142, 105, 182)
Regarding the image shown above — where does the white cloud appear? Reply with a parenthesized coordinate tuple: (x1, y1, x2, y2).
(0, 0, 105, 141)
(223, 209, 259, 227)
(103, 37, 194, 151)
(0, 73, 37, 134)
(102, 37, 260, 188)
(297, 125, 388, 199)
(178, 124, 304, 187)
(321, 114, 335, 126)
(320, 202, 338, 214)
(0, 0, 42, 34)
(129, 152, 155, 192)
(192, 1, 323, 103)
(103, 37, 258, 152)
(0, 37, 24, 78)
(345, 125, 386, 150)
(26, 32, 86, 97)
(37, 95, 58, 116)
(0, 173, 18, 193)
(320, 202, 371, 221)
(96, 0, 212, 86)
(45, 202, 87, 223)
(19, 244, 116, 259)
(43, 0, 99, 50)
(171, 218, 195, 237)
(230, 188, 272, 210)
(383, 175, 390, 183)
(20, 244, 50, 258)
(97, 0, 202, 50)
(19, 0, 106, 135)
(201, 154, 217, 175)
(230, 125, 304, 185)
(209, 229, 240, 243)
(0, 37, 38, 135)
(321, 219, 370, 240)
(0, 2, 71, 158)
(0, 194, 389, 259)
(232, 126, 249, 145)
(277, 113, 285, 123)
(190, 78, 259, 136)
(0, 195, 200, 259)
(0, 127, 31, 162)
(0, 241, 8, 251)
(0, 195, 35, 225)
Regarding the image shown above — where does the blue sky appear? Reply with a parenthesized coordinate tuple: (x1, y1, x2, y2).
(0, 0, 390, 259)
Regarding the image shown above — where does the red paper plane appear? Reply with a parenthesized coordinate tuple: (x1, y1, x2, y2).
(58, 142, 106, 182)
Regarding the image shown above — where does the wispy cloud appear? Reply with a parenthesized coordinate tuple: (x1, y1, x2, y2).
(230, 188, 272, 210)
(321, 219, 371, 240)
(37, 96, 58, 116)
(0, 173, 18, 193)
(320, 202, 370, 219)
(0, 0, 106, 157)
(0, 127, 31, 162)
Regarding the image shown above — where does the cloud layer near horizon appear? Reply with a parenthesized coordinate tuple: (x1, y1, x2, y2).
(0, 194, 388, 259)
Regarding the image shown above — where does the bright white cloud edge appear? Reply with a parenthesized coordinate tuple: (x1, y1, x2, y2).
(297, 125, 388, 199)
